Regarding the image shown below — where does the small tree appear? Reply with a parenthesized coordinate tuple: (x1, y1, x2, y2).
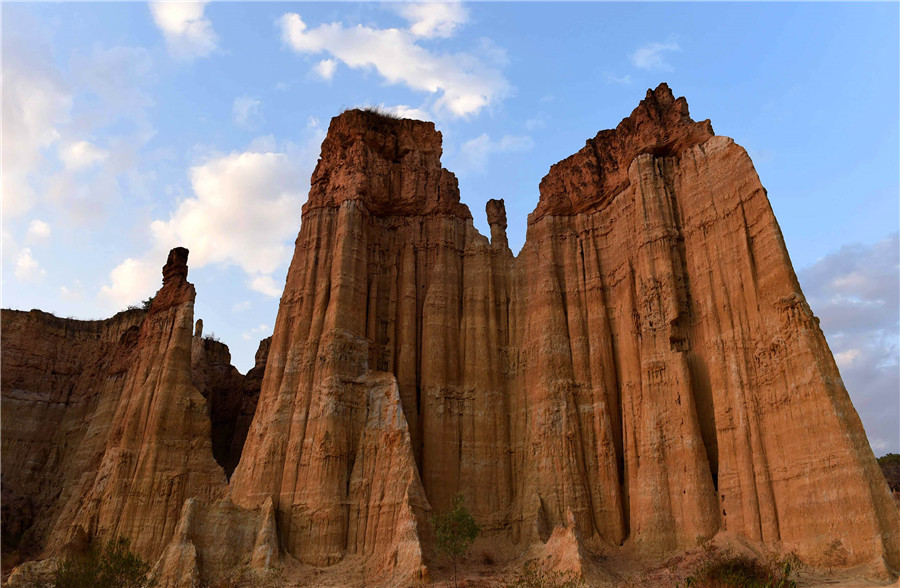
(431, 493, 480, 588)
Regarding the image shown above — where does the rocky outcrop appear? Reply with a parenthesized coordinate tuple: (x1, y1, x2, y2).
(190, 325, 265, 479)
(3, 85, 898, 586)
(1, 249, 234, 576)
(1, 307, 145, 563)
(228, 85, 900, 580)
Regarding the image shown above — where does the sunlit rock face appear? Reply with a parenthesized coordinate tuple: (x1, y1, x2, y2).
(3, 85, 897, 587)
(230, 84, 899, 577)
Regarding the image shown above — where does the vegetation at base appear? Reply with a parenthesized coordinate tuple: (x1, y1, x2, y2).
(506, 560, 585, 588)
(677, 549, 801, 588)
(877, 453, 900, 466)
(431, 493, 480, 588)
(43, 537, 155, 588)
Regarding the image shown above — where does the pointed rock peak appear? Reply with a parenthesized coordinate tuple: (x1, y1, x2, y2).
(487, 198, 509, 250)
(304, 108, 470, 219)
(162, 247, 190, 286)
(617, 82, 713, 147)
(532, 84, 715, 221)
(486, 198, 507, 229)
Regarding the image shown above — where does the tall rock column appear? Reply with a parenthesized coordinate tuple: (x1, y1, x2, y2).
(46, 248, 227, 561)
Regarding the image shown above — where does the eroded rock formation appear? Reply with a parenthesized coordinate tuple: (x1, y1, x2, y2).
(229, 84, 899, 579)
(1, 249, 267, 583)
(191, 324, 265, 478)
(2, 84, 898, 586)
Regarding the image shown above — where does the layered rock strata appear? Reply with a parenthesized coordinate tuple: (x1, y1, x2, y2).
(0, 249, 259, 578)
(191, 324, 265, 478)
(3, 84, 898, 586)
(229, 85, 899, 576)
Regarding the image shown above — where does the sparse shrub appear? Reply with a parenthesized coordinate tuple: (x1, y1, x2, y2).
(431, 493, 480, 588)
(506, 559, 584, 588)
(141, 296, 155, 310)
(877, 453, 900, 466)
(45, 537, 155, 588)
(677, 549, 800, 588)
(360, 105, 400, 119)
(204, 332, 221, 343)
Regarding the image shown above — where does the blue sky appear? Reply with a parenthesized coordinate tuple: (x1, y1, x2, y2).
(3, 2, 898, 453)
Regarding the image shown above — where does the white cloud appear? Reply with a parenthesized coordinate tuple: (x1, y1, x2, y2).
(630, 41, 681, 71)
(59, 140, 109, 170)
(232, 96, 264, 129)
(382, 104, 430, 121)
(99, 257, 159, 308)
(307, 115, 320, 128)
(457, 133, 534, 174)
(150, 151, 303, 275)
(396, 2, 468, 39)
(279, 12, 509, 118)
(799, 233, 899, 454)
(314, 58, 338, 80)
(242, 323, 271, 340)
(1, 40, 72, 219)
(606, 73, 633, 85)
(149, 1, 218, 61)
(524, 116, 546, 131)
(15, 248, 47, 282)
(99, 141, 311, 309)
(60, 281, 85, 301)
(232, 300, 251, 312)
(26, 219, 52, 243)
(249, 275, 282, 298)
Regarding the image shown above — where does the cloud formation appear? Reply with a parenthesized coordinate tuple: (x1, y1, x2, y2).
(1, 35, 71, 219)
(278, 11, 508, 118)
(396, 2, 468, 39)
(313, 58, 337, 80)
(630, 40, 681, 71)
(59, 140, 109, 170)
(26, 220, 52, 244)
(149, 1, 218, 60)
(99, 131, 324, 309)
(457, 133, 534, 174)
(798, 233, 900, 454)
(232, 96, 264, 129)
(15, 248, 47, 282)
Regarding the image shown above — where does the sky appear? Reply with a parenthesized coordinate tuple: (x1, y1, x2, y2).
(2, 2, 898, 454)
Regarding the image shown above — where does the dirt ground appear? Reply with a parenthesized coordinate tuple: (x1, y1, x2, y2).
(237, 533, 900, 588)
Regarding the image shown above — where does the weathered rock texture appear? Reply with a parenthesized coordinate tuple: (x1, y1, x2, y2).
(2, 249, 234, 574)
(228, 85, 899, 578)
(191, 325, 265, 478)
(3, 85, 898, 586)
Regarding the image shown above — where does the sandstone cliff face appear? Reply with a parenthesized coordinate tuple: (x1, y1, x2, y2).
(1, 308, 145, 561)
(1, 249, 234, 573)
(191, 323, 266, 479)
(228, 85, 899, 578)
(3, 85, 898, 586)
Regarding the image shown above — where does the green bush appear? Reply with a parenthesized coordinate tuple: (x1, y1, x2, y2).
(47, 537, 155, 588)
